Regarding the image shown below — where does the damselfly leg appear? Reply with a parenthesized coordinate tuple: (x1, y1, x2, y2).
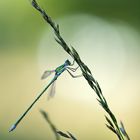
(67, 66, 79, 72)
(66, 69, 82, 78)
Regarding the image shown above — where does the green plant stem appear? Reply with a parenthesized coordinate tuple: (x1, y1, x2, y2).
(40, 110, 60, 140)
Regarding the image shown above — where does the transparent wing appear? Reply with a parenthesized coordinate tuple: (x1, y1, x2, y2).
(47, 81, 56, 100)
(41, 70, 55, 80)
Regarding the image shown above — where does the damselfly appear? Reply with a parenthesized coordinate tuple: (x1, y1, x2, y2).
(9, 59, 82, 132)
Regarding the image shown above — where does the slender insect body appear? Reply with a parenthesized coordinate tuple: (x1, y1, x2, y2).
(9, 59, 81, 132)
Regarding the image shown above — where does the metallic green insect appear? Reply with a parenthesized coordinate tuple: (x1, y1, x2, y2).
(9, 59, 81, 132)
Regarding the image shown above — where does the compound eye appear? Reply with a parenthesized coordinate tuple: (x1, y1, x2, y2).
(68, 60, 71, 65)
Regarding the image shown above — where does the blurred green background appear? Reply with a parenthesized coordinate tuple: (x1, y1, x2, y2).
(0, 0, 140, 140)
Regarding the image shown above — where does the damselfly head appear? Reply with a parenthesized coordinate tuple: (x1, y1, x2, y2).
(65, 59, 71, 66)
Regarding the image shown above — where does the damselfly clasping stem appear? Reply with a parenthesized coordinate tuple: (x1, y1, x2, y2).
(9, 59, 82, 132)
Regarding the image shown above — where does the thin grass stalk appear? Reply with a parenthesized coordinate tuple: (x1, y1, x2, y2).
(40, 110, 77, 140)
(40, 110, 60, 140)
